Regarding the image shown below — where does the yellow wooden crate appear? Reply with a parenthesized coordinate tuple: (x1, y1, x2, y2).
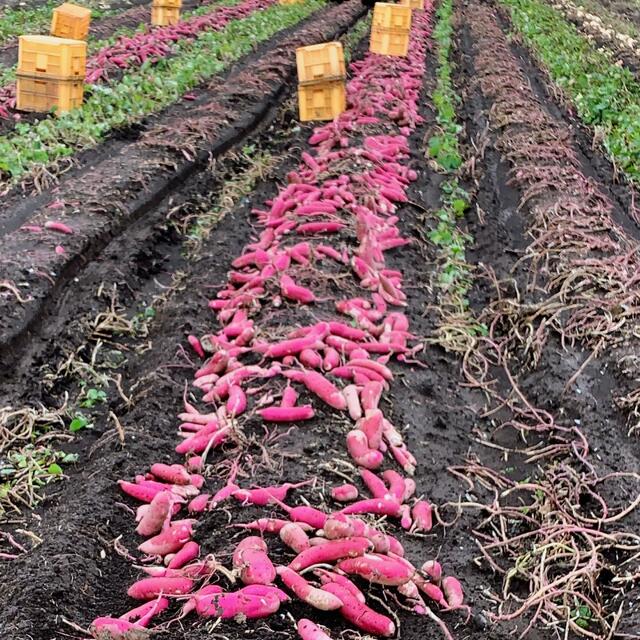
(370, 26, 410, 57)
(152, 0, 182, 7)
(296, 41, 345, 85)
(279, 0, 302, 4)
(18, 35, 86, 78)
(51, 3, 92, 40)
(16, 72, 84, 114)
(400, 0, 424, 9)
(151, 5, 181, 26)
(298, 79, 345, 122)
(372, 3, 412, 30)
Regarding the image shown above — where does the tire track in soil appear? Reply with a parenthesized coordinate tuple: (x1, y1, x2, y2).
(0, 0, 366, 369)
(0, 9, 498, 640)
(446, 1, 640, 634)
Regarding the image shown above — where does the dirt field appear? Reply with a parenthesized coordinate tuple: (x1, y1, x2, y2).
(1, 1, 640, 639)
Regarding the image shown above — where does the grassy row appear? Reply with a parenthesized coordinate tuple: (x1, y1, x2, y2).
(499, 0, 640, 184)
(343, 12, 372, 63)
(426, 0, 481, 342)
(0, 0, 325, 184)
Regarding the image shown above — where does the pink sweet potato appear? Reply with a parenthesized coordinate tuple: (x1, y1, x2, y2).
(127, 576, 194, 600)
(136, 491, 174, 536)
(285, 370, 347, 410)
(321, 582, 395, 637)
(258, 406, 315, 422)
(167, 541, 199, 570)
(138, 521, 193, 556)
(297, 619, 333, 640)
(339, 497, 401, 518)
(315, 569, 366, 603)
(411, 499, 433, 532)
(331, 484, 359, 502)
(277, 566, 343, 611)
(232, 536, 276, 585)
(337, 553, 414, 586)
(442, 576, 464, 609)
(196, 588, 281, 619)
(280, 522, 311, 553)
(289, 537, 372, 571)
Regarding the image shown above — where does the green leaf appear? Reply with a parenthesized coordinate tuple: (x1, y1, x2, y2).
(70, 414, 91, 432)
(47, 463, 63, 475)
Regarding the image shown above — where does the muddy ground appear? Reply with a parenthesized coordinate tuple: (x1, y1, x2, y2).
(0, 10, 494, 640)
(1, 1, 640, 639)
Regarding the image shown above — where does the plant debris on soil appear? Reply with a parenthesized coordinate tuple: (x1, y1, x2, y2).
(2, 0, 640, 639)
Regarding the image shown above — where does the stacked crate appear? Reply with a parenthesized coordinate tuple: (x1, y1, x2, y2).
(400, 0, 424, 9)
(370, 3, 412, 57)
(51, 3, 92, 40)
(296, 41, 346, 122)
(152, 0, 182, 26)
(16, 35, 87, 114)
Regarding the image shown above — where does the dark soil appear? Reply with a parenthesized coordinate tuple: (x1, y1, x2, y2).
(452, 0, 640, 633)
(1, 2, 640, 640)
(0, 10, 503, 640)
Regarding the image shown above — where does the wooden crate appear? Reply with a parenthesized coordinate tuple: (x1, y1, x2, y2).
(296, 41, 345, 84)
(152, 0, 182, 7)
(372, 3, 412, 30)
(151, 5, 181, 26)
(18, 35, 86, 77)
(400, 0, 424, 9)
(51, 3, 92, 40)
(298, 79, 346, 122)
(16, 72, 84, 114)
(370, 26, 410, 57)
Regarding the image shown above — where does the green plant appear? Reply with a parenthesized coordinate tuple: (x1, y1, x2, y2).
(424, 0, 488, 345)
(80, 387, 107, 408)
(428, 0, 462, 171)
(499, 0, 640, 184)
(132, 305, 156, 334)
(572, 604, 593, 629)
(343, 14, 372, 63)
(0, 445, 78, 516)
(69, 413, 93, 432)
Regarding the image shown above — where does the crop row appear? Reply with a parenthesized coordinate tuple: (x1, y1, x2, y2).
(0, 0, 325, 187)
(498, 0, 640, 184)
(425, 0, 479, 352)
(88, 6, 471, 639)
